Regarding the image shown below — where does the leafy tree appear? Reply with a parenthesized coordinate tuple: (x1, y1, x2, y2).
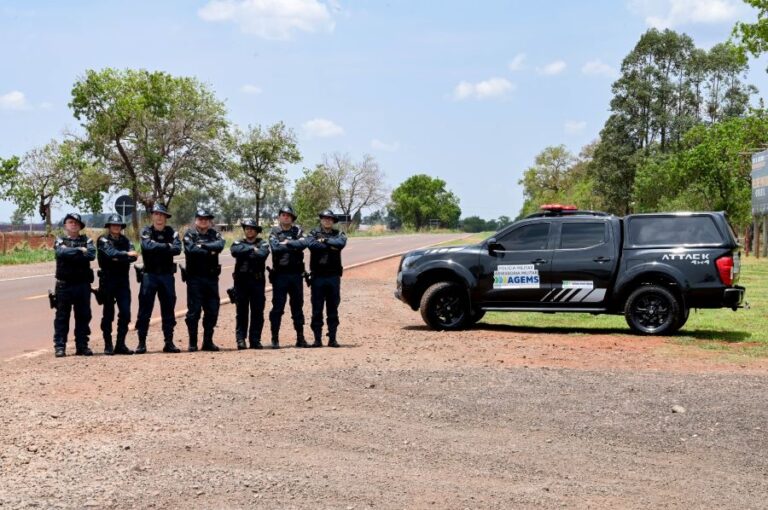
(10, 208, 26, 226)
(461, 216, 488, 233)
(634, 111, 768, 225)
(228, 122, 300, 226)
(70, 68, 229, 232)
(172, 187, 221, 227)
(292, 165, 334, 227)
(391, 174, 461, 229)
(734, 1, 768, 63)
(323, 153, 388, 230)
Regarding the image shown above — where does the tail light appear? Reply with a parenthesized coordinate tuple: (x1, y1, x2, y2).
(716, 255, 734, 286)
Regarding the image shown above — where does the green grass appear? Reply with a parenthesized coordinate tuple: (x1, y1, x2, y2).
(436, 231, 494, 246)
(483, 256, 768, 359)
(0, 247, 56, 265)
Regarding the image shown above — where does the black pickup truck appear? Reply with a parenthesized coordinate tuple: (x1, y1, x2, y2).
(395, 206, 745, 335)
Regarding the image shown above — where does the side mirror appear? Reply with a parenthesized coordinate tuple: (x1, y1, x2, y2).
(487, 237, 502, 253)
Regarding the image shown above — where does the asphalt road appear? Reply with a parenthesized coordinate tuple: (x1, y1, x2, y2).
(0, 233, 467, 359)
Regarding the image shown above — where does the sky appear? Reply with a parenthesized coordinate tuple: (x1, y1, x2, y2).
(2, 0, 768, 223)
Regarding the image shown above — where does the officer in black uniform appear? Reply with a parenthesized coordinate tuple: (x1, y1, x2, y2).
(97, 214, 138, 355)
(268, 205, 308, 349)
(307, 209, 347, 347)
(183, 209, 225, 352)
(52, 213, 96, 357)
(135, 203, 182, 354)
(230, 218, 270, 350)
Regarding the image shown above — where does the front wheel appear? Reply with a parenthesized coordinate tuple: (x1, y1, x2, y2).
(624, 285, 682, 336)
(419, 282, 470, 331)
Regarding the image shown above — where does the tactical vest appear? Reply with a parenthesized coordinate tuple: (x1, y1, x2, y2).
(141, 226, 177, 274)
(234, 238, 266, 277)
(271, 226, 305, 274)
(310, 228, 344, 277)
(184, 228, 222, 277)
(55, 235, 94, 283)
(97, 234, 133, 278)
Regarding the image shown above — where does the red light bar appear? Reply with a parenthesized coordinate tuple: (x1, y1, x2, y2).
(539, 204, 577, 212)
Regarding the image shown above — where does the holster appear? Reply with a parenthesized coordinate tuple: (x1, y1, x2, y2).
(47, 289, 58, 310)
(134, 265, 145, 284)
(180, 265, 187, 283)
(266, 266, 274, 284)
(226, 286, 237, 303)
(303, 271, 312, 288)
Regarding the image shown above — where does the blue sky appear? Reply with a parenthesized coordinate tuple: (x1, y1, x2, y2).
(1, 0, 767, 222)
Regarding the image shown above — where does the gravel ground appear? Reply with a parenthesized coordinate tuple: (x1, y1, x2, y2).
(1, 258, 766, 509)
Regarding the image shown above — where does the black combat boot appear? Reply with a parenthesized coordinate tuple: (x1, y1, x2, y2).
(135, 336, 147, 354)
(188, 335, 198, 352)
(271, 331, 280, 349)
(327, 330, 340, 348)
(249, 339, 263, 349)
(54, 346, 66, 358)
(103, 337, 114, 355)
(201, 331, 220, 352)
(311, 328, 323, 348)
(163, 338, 181, 353)
(75, 345, 94, 356)
(295, 330, 309, 348)
(113, 335, 134, 355)
(236, 338, 247, 350)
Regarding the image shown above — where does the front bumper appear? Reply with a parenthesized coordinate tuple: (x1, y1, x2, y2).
(394, 270, 418, 308)
(723, 285, 746, 310)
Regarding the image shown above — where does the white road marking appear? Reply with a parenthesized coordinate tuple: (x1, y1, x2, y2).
(23, 294, 48, 301)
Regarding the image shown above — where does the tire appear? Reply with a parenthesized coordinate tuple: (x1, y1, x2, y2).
(469, 308, 486, 325)
(675, 307, 690, 331)
(419, 282, 470, 331)
(624, 285, 682, 336)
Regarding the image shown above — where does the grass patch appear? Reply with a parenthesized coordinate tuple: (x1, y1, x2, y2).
(437, 231, 494, 246)
(0, 247, 56, 265)
(483, 256, 768, 359)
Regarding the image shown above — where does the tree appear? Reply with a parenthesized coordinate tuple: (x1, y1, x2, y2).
(734, 1, 768, 63)
(461, 216, 488, 233)
(228, 123, 300, 227)
(292, 165, 334, 227)
(4, 140, 101, 233)
(172, 187, 222, 227)
(10, 208, 26, 226)
(323, 153, 388, 230)
(391, 174, 461, 229)
(70, 68, 229, 232)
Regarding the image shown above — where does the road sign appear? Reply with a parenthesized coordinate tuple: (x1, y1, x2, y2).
(115, 195, 136, 218)
(752, 151, 768, 215)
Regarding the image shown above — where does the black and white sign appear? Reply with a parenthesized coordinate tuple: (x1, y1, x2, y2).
(115, 195, 136, 218)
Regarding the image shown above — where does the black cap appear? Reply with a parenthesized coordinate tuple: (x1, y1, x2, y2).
(195, 208, 215, 219)
(150, 203, 172, 218)
(318, 209, 338, 223)
(278, 205, 297, 221)
(63, 212, 85, 229)
(104, 214, 126, 228)
(240, 217, 263, 233)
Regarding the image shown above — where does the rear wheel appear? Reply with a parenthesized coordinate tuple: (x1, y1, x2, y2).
(624, 285, 682, 336)
(469, 308, 485, 325)
(419, 282, 470, 331)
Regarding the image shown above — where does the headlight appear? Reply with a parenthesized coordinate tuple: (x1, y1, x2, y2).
(401, 254, 423, 270)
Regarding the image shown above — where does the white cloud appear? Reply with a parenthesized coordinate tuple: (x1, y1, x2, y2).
(0, 90, 28, 110)
(302, 118, 344, 138)
(370, 139, 400, 152)
(537, 60, 567, 76)
(452, 78, 514, 101)
(582, 59, 618, 77)
(629, 0, 744, 28)
(198, 0, 335, 40)
(564, 120, 587, 135)
(241, 84, 262, 94)
(508, 53, 526, 71)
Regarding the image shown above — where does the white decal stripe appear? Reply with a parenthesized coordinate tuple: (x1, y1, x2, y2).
(561, 289, 580, 302)
(551, 289, 568, 302)
(571, 288, 592, 302)
(582, 288, 606, 303)
(540, 289, 556, 302)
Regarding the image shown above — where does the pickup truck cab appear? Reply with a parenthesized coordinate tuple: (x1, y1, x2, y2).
(395, 205, 745, 335)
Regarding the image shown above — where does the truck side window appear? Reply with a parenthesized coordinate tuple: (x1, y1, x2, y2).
(560, 222, 606, 249)
(498, 223, 550, 251)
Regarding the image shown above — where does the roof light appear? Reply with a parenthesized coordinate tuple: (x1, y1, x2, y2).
(539, 204, 577, 212)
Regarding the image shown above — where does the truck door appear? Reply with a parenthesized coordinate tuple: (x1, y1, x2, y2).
(547, 220, 614, 307)
(479, 221, 553, 306)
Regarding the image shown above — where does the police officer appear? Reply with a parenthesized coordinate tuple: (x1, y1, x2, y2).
(135, 203, 182, 354)
(230, 218, 270, 349)
(307, 209, 347, 347)
(183, 209, 225, 352)
(97, 214, 138, 355)
(268, 205, 308, 349)
(52, 213, 96, 357)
